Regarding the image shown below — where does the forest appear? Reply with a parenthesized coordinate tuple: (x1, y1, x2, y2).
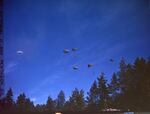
(0, 57, 150, 113)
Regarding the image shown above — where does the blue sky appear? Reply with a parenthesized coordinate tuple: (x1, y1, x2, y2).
(3, 0, 150, 104)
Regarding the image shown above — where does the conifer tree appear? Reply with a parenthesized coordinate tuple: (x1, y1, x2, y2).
(56, 90, 65, 111)
(87, 80, 99, 111)
(109, 73, 120, 108)
(68, 88, 85, 111)
(5, 88, 14, 110)
(119, 58, 127, 93)
(25, 98, 34, 111)
(97, 73, 109, 110)
(16, 93, 26, 111)
(46, 96, 54, 112)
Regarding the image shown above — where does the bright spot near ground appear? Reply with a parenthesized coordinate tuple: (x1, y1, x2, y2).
(55, 112, 62, 114)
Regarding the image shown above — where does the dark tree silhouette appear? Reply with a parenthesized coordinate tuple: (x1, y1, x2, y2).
(16, 93, 26, 111)
(108, 73, 120, 108)
(5, 88, 14, 110)
(86, 80, 99, 111)
(132, 58, 150, 111)
(46, 96, 54, 112)
(25, 98, 34, 111)
(119, 58, 127, 93)
(117, 58, 128, 110)
(56, 90, 65, 111)
(63, 101, 71, 111)
(68, 88, 85, 111)
(97, 73, 109, 110)
(35, 104, 46, 112)
(117, 57, 150, 111)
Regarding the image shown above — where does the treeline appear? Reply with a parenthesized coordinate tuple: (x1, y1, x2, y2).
(0, 57, 150, 112)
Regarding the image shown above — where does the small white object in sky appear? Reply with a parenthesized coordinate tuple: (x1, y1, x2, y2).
(17, 50, 24, 55)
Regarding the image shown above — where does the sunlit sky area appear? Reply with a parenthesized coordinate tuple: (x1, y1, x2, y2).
(4, 0, 150, 104)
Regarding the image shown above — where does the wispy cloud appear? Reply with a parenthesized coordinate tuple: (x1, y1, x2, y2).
(28, 72, 63, 95)
(5, 62, 18, 74)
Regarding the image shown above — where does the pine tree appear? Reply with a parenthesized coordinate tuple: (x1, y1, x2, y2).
(109, 73, 120, 108)
(5, 88, 14, 110)
(25, 98, 34, 111)
(78, 89, 85, 110)
(16, 93, 26, 111)
(119, 58, 127, 93)
(97, 73, 109, 110)
(118, 58, 128, 110)
(35, 104, 46, 112)
(146, 57, 150, 110)
(56, 90, 65, 111)
(68, 88, 85, 111)
(46, 96, 54, 112)
(133, 57, 150, 111)
(117, 57, 150, 111)
(86, 80, 99, 111)
(63, 101, 71, 111)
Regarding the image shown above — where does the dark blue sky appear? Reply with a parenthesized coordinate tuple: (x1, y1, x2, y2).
(4, 0, 150, 104)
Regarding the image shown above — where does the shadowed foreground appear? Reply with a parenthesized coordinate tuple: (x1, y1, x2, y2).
(0, 111, 143, 114)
